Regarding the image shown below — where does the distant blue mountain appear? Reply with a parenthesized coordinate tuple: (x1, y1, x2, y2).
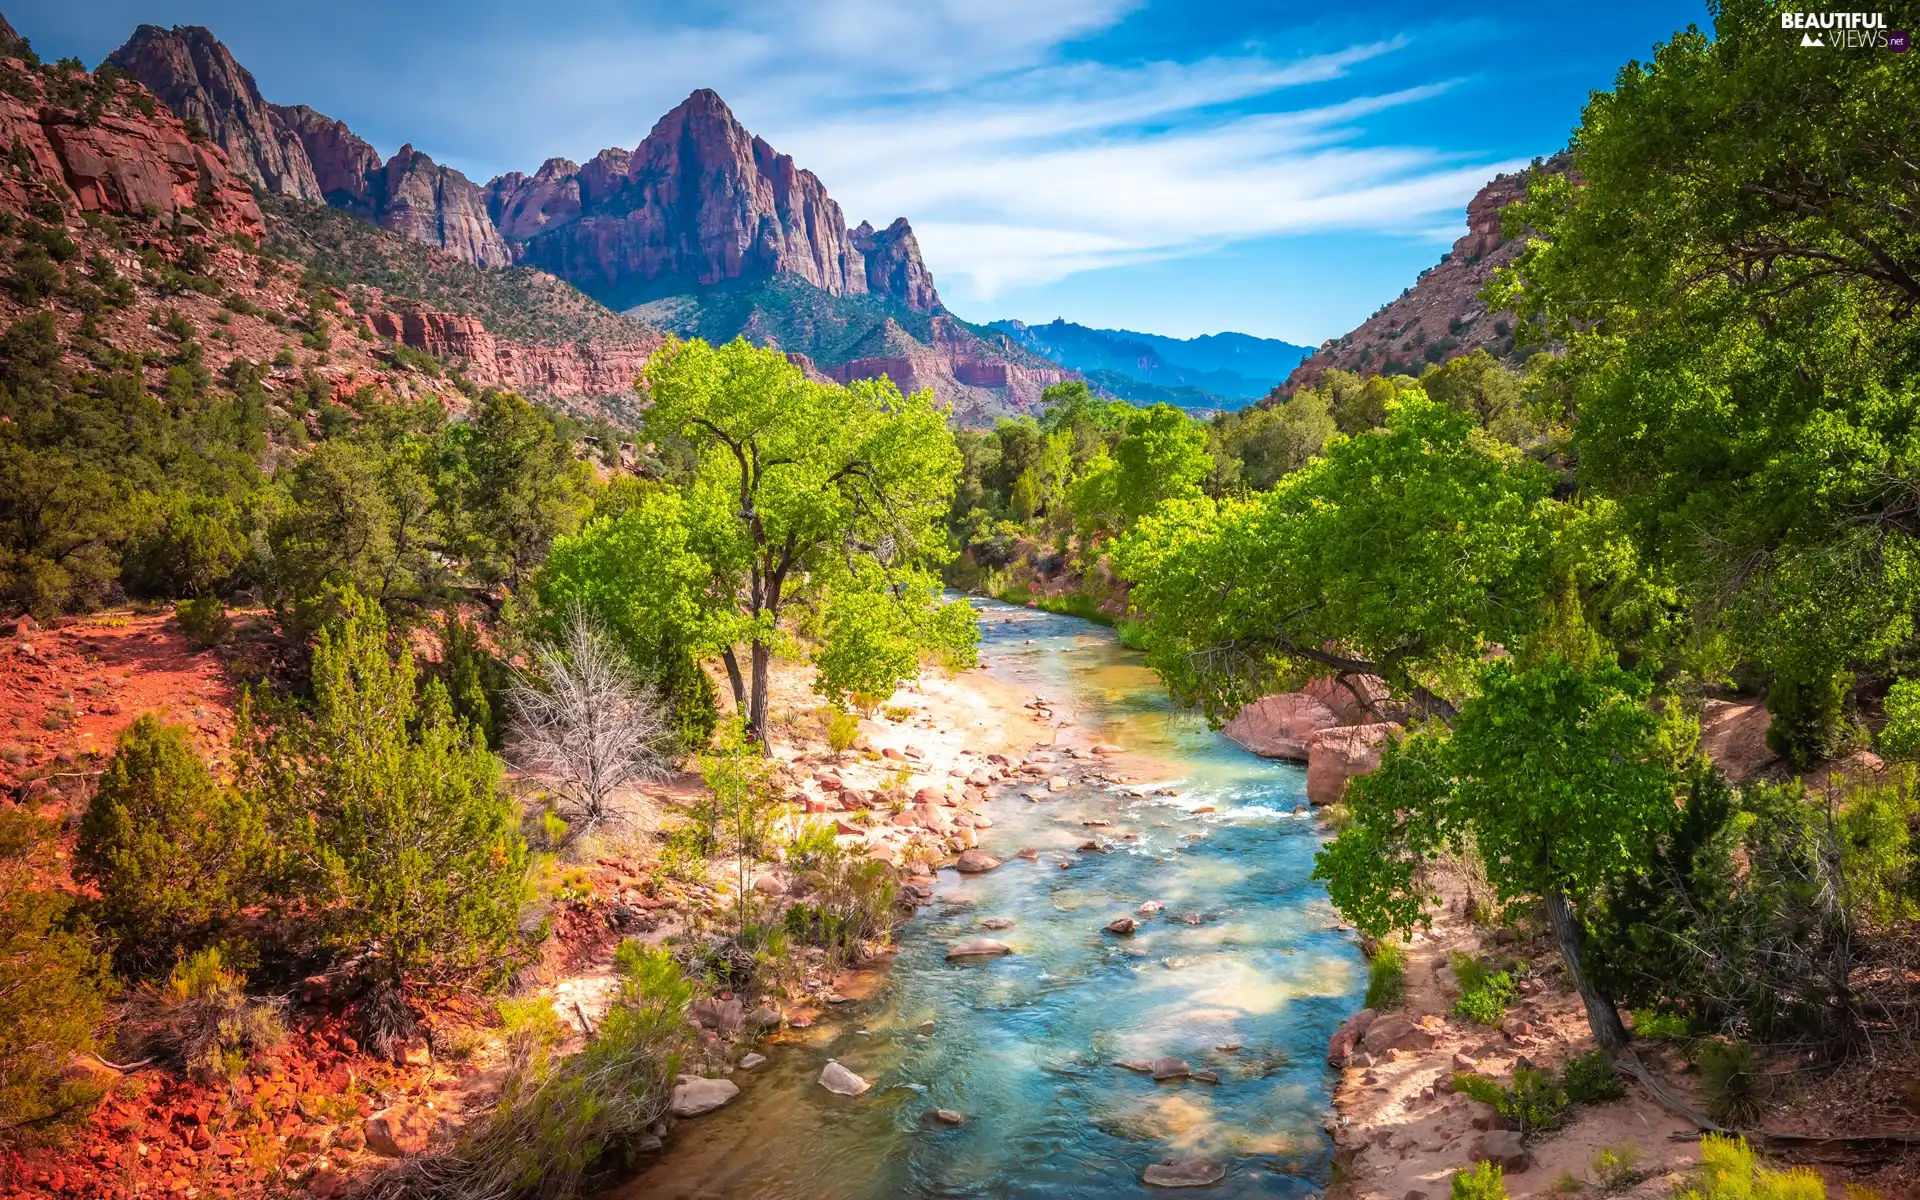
(986, 318, 1312, 407)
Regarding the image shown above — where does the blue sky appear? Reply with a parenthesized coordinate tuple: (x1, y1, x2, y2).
(17, 0, 1708, 343)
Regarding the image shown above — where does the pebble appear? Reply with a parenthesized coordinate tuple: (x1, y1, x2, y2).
(819, 1061, 870, 1096)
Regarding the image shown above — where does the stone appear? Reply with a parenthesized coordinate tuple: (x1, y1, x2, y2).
(669, 1075, 740, 1117)
(1361, 1012, 1436, 1053)
(1143, 1157, 1225, 1188)
(1350, 1052, 1375, 1069)
(1048, 776, 1069, 791)
(1305, 723, 1401, 806)
(981, 917, 1015, 930)
(1114, 1059, 1155, 1073)
(1105, 917, 1137, 935)
(1191, 1069, 1221, 1084)
(954, 850, 1000, 873)
(819, 1060, 870, 1096)
(1149, 1057, 1191, 1081)
(926, 1109, 967, 1125)
(752, 873, 788, 896)
(1092, 743, 1125, 755)
(1016, 847, 1039, 860)
(1470, 1129, 1531, 1172)
(738, 1052, 767, 1070)
(363, 1106, 436, 1157)
(1137, 899, 1164, 914)
(1221, 692, 1340, 761)
(946, 938, 1013, 960)
(692, 996, 745, 1034)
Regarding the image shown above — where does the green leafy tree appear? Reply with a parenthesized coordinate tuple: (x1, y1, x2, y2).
(1493, 0, 1920, 765)
(76, 715, 268, 972)
(1317, 658, 1682, 1051)
(812, 566, 978, 707)
(244, 588, 527, 988)
(1116, 396, 1556, 721)
(1111, 403, 1211, 528)
(440, 391, 593, 591)
(639, 338, 970, 741)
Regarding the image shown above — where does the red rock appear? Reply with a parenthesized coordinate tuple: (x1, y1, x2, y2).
(1305, 723, 1400, 807)
(1302, 675, 1393, 725)
(362, 1105, 436, 1158)
(361, 307, 658, 400)
(1222, 693, 1339, 761)
(1361, 1012, 1437, 1053)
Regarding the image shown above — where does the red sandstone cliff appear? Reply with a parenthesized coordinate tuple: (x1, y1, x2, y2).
(104, 24, 322, 203)
(501, 90, 942, 312)
(0, 52, 261, 237)
(271, 103, 383, 205)
(363, 306, 660, 400)
(1279, 157, 1569, 394)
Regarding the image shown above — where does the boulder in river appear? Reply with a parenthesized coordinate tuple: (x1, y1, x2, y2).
(1149, 1056, 1191, 1080)
(1221, 692, 1339, 761)
(981, 916, 1015, 930)
(669, 1076, 740, 1117)
(1105, 917, 1137, 935)
(738, 1052, 767, 1070)
(955, 849, 1000, 873)
(1144, 1157, 1226, 1188)
(946, 937, 1013, 960)
(925, 1109, 967, 1125)
(1137, 899, 1164, 914)
(819, 1060, 871, 1096)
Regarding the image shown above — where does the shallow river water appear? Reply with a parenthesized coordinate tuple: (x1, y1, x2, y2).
(619, 599, 1364, 1198)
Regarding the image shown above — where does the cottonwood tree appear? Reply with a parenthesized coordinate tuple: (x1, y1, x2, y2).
(511, 609, 674, 834)
(639, 338, 971, 742)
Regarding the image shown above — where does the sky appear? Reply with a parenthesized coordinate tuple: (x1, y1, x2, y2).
(15, 0, 1710, 343)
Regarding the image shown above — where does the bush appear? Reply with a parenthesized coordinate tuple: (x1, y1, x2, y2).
(495, 995, 569, 1074)
(244, 589, 529, 993)
(1452, 1161, 1507, 1200)
(1630, 1008, 1690, 1040)
(825, 707, 860, 755)
(784, 842, 898, 969)
(660, 641, 717, 752)
(1765, 670, 1854, 771)
(1452, 951, 1517, 1025)
(119, 947, 284, 1081)
(77, 715, 267, 971)
(1698, 1041, 1766, 1127)
(365, 941, 692, 1200)
(1451, 1068, 1567, 1136)
(173, 595, 231, 647)
(1592, 1143, 1643, 1192)
(1562, 1048, 1624, 1104)
(1675, 1135, 1826, 1200)
(440, 610, 505, 749)
(0, 809, 110, 1145)
(1365, 940, 1407, 1009)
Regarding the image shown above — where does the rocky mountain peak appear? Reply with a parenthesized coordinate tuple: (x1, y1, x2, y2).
(105, 23, 323, 203)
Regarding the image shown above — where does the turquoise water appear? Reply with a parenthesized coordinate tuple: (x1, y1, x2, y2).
(620, 599, 1363, 1198)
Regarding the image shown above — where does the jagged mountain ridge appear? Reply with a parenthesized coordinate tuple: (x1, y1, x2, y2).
(101, 24, 1063, 423)
(989, 317, 1311, 405)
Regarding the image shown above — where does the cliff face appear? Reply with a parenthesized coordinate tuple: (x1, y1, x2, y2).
(364, 307, 659, 399)
(103, 24, 322, 203)
(365, 145, 513, 268)
(0, 52, 261, 237)
(1279, 158, 1567, 394)
(271, 103, 381, 206)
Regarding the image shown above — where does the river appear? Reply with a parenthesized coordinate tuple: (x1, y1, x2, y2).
(619, 598, 1364, 1198)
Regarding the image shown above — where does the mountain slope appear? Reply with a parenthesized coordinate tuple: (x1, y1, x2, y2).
(1278, 156, 1570, 394)
(988, 318, 1308, 405)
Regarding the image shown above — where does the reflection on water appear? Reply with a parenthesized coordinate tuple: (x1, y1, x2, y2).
(616, 600, 1363, 1198)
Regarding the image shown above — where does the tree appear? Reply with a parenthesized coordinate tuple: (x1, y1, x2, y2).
(0, 808, 109, 1144)
(1115, 396, 1556, 721)
(639, 338, 969, 742)
(76, 715, 268, 972)
(812, 565, 978, 708)
(510, 609, 674, 835)
(440, 391, 593, 591)
(244, 588, 527, 992)
(1493, 0, 1920, 762)
(1111, 403, 1211, 528)
(1316, 658, 1683, 1052)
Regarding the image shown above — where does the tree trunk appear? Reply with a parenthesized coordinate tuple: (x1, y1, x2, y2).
(1544, 886, 1630, 1054)
(720, 647, 748, 714)
(748, 639, 771, 745)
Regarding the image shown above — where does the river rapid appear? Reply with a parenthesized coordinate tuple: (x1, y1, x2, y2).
(619, 599, 1365, 1198)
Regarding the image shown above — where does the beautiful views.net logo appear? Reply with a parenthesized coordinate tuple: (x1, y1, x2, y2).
(1779, 11, 1908, 49)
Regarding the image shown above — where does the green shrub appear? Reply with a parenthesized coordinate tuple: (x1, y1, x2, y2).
(77, 715, 267, 971)
(495, 995, 569, 1073)
(1365, 940, 1407, 1009)
(440, 610, 506, 749)
(1675, 1135, 1826, 1200)
(660, 641, 717, 752)
(1451, 951, 1517, 1024)
(1562, 1048, 1624, 1104)
(1591, 1143, 1643, 1193)
(1630, 1008, 1690, 1040)
(1452, 1161, 1508, 1200)
(173, 595, 231, 647)
(785, 842, 899, 969)
(1698, 1041, 1766, 1127)
(120, 946, 284, 1081)
(1451, 1068, 1567, 1136)
(825, 707, 861, 755)
(1765, 670, 1855, 771)
(0, 809, 110, 1145)
(365, 941, 692, 1200)
(786, 819, 838, 869)
(244, 589, 529, 995)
